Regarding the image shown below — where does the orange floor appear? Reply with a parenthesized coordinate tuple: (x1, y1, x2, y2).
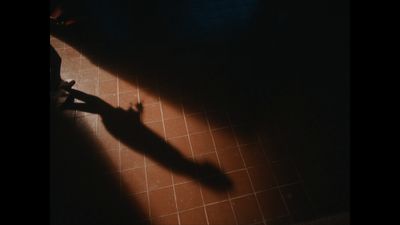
(50, 35, 315, 225)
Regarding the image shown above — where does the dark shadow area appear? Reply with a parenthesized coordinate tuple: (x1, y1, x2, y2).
(50, 102, 151, 225)
(63, 88, 233, 191)
(51, 0, 349, 222)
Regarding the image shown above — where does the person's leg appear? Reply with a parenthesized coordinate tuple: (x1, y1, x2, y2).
(50, 44, 76, 109)
(50, 44, 62, 92)
(50, 44, 76, 90)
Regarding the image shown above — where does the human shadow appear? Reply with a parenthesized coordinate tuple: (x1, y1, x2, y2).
(49, 0, 296, 137)
(63, 88, 233, 191)
(51, 0, 349, 219)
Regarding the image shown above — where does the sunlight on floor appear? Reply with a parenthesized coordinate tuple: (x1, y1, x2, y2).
(51, 35, 311, 225)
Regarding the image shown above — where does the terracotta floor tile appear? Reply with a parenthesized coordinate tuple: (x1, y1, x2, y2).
(161, 102, 183, 120)
(175, 181, 203, 210)
(145, 156, 158, 167)
(119, 78, 138, 93)
(97, 130, 119, 151)
(207, 111, 230, 129)
(228, 112, 253, 127)
(131, 192, 150, 220)
(185, 113, 209, 134)
(231, 195, 263, 225)
(190, 132, 215, 155)
(149, 187, 177, 217)
(75, 115, 97, 134)
(179, 207, 207, 225)
(142, 103, 162, 123)
(99, 79, 117, 95)
(145, 121, 165, 139)
(182, 97, 205, 115)
(63, 53, 80, 62)
(138, 76, 159, 90)
(262, 138, 290, 162)
(101, 93, 118, 108)
(78, 68, 98, 82)
(267, 216, 293, 225)
(172, 171, 194, 185)
(99, 68, 116, 81)
(206, 201, 236, 225)
(119, 91, 138, 109)
(120, 148, 145, 170)
(212, 128, 237, 150)
(62, 58, 80, 71)
(76, 80, 97, 96)
(233, 125, 259, 145)
(167, 136, 193, 158)
(228, 170, 253, 198)
(201, 183, 229, 204)
(217, 147, 245, 172)
(147, 164, 173, 191)
(240, 144, 268, 167)
(120, 168, 147, 195)
(152, 213, 179, 225)
(50, 37, 64, 49)
(195, 152, 220, 170)
(195, 152, 227, 179)
(61, 70, 78, 82)
(248, 165, 277, 192)
(100, 148, 120, 169)
(280, 184, 314, 222)
(164, 117, 187, 139)
(257, 189, 288, 220)
(272, 161, 299, 185)
(139, 89, 160, 105)
(80, 58, 97, 71)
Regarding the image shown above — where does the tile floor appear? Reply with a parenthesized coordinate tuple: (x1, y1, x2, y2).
(51, 36, 316, 225)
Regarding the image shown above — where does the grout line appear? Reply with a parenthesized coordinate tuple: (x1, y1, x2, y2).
(228, 119, 266, 225)
(122, 179, 302, 196)
(256, 134, 292, 220)
(118, 89, 139, 95)
(136, 77, 141, 105)
(116, 73, 122, 176)
(162, 132, 260, 149)
(291, 159, 317, 218)
(158, 86, 181, 225)
(264, 214, 293, 224)
(204, 110, 239, 225)
(201, 125, 234, 133)
(136, 78, 152, 220)
(93, 64, 101, 172)
(112, 73, 123, 196)
(95, 65, 100, 137)
(115, 176, 302, 222)
(59, 38, 304, 224)
(147, 185, 305, 223)
(181, 106, 209, 225)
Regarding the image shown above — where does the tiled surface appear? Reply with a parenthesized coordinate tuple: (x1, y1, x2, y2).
(179, 207, 208, 225)
(206, 201, 236, 225)
(147, 164, 173, 191)
(51, 36, 316, 225)
(231, 195, 263, 225)
(175, 182, 203, 211)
